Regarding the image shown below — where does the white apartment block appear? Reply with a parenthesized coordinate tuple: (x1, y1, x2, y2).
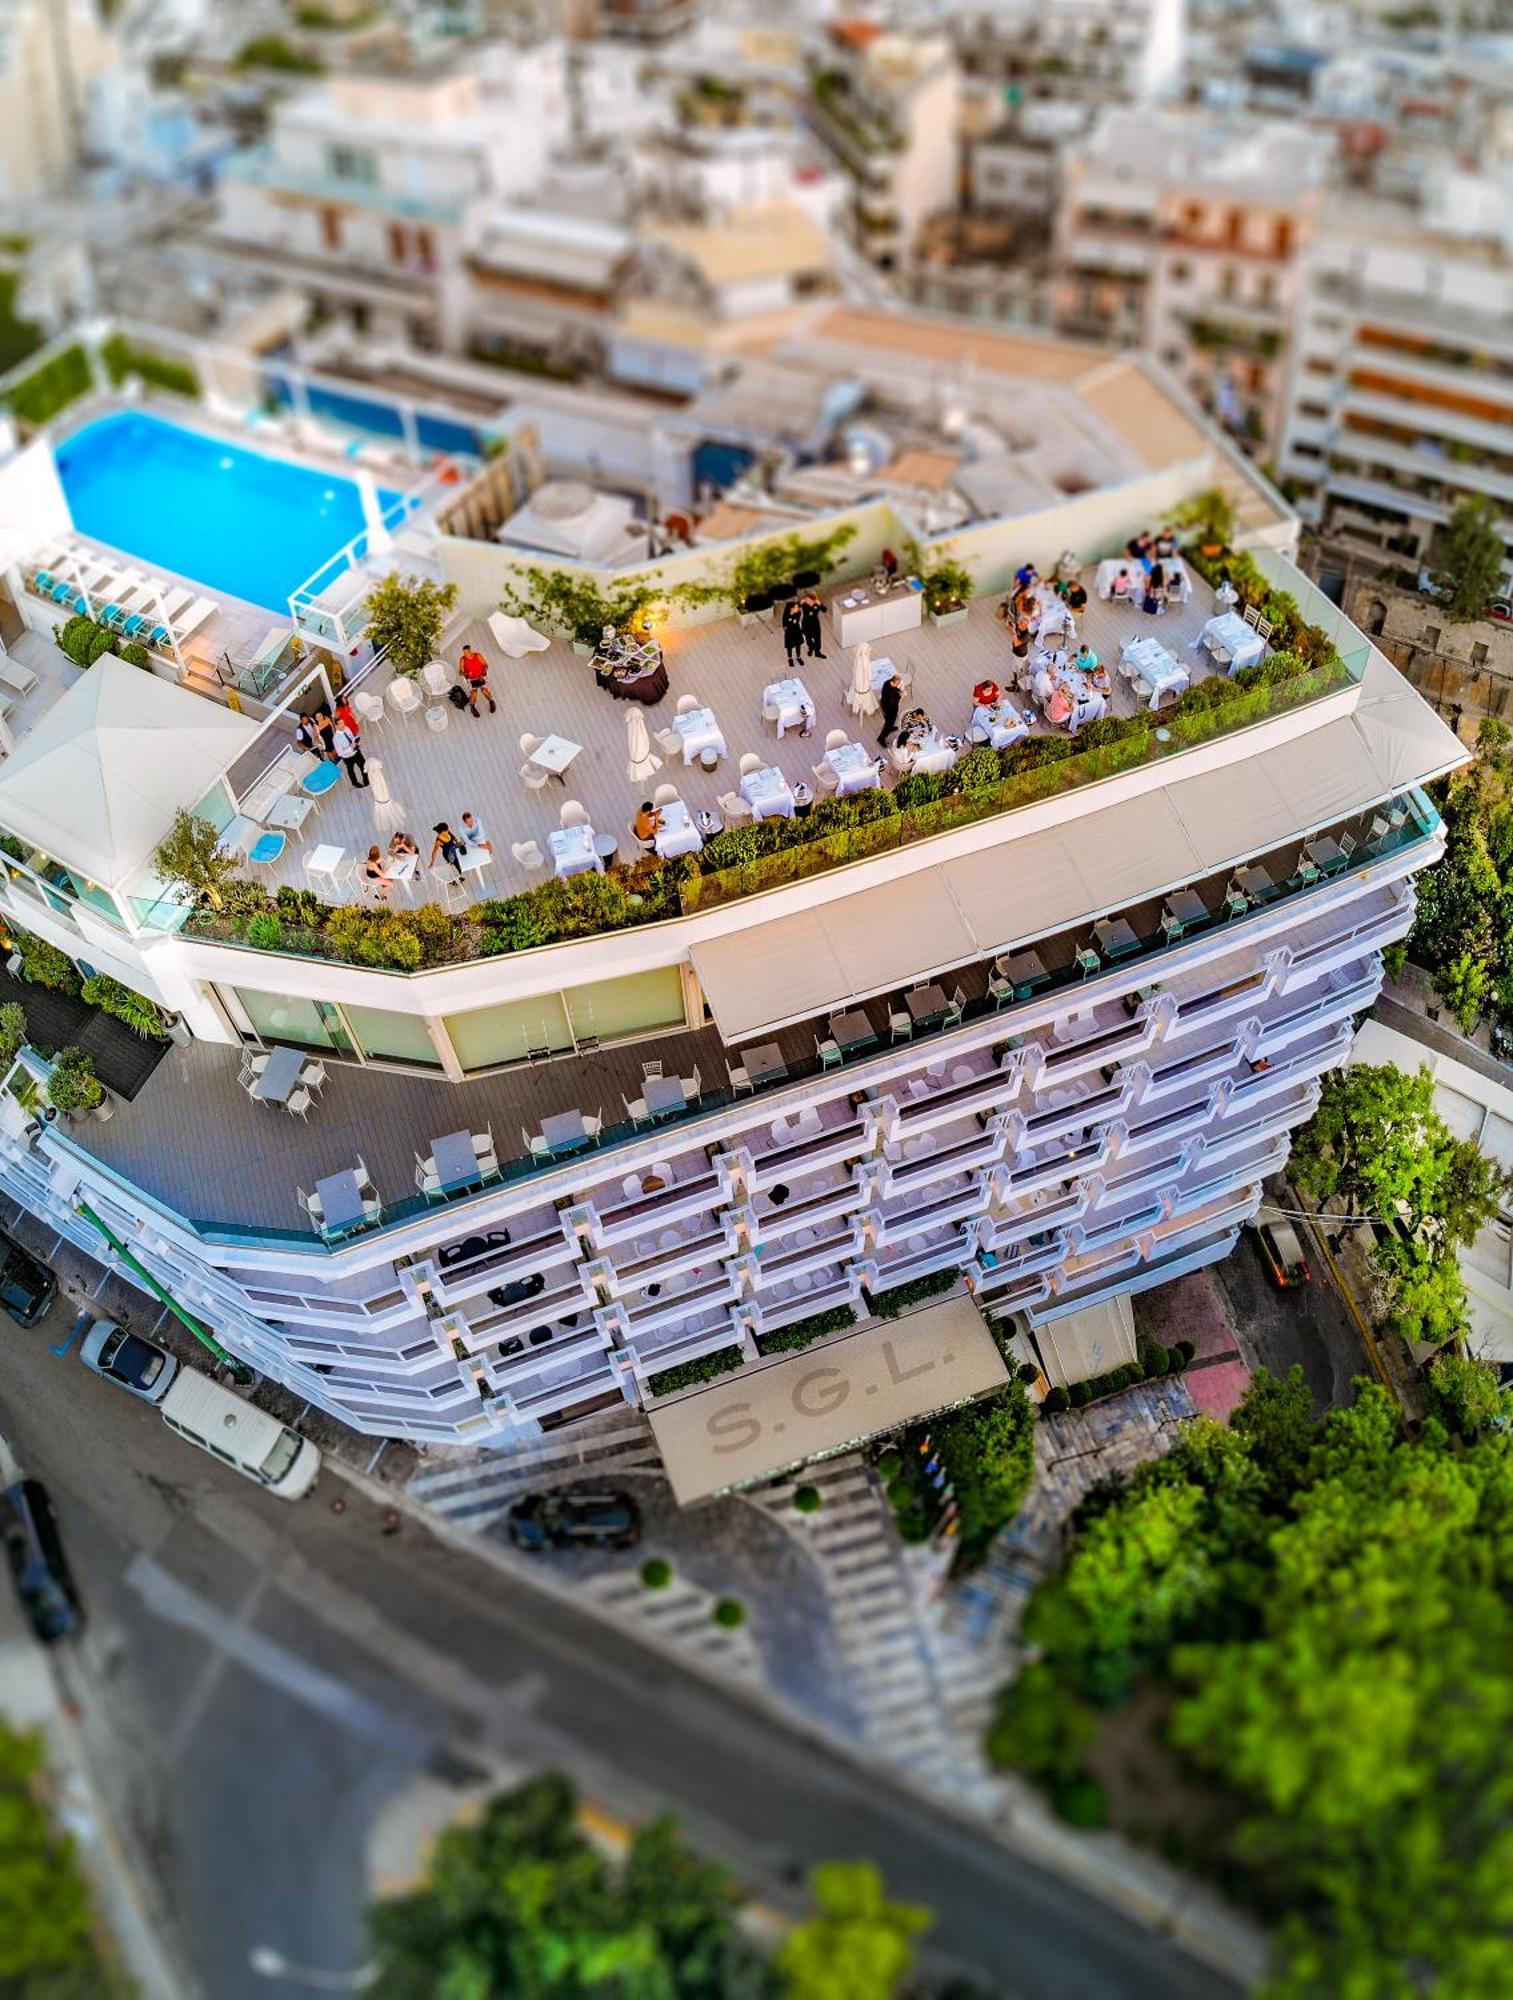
(0, 307, 1461, 1480)
(1276, 193, 1513, 588)
(0, 0, 114, 203)
(805, 22, 961, 270)
(1054, 109, 1328, 456)
(950, 0, 1185, 106)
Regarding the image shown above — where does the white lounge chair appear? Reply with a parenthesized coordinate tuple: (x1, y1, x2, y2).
(488, 612, 550, 658)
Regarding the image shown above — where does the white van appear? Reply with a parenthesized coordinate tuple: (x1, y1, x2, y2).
(159, 1372, 320, 1500)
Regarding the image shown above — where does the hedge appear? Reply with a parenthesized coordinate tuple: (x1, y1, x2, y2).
(865, 1269, 957, 1320)
(1060, 1341, 1192, 1411)
(755, 1305, 856, 1355)
(645, 1346, 744, 1398)
(8, 343, 90, 428)
(100, 333, 199, 399)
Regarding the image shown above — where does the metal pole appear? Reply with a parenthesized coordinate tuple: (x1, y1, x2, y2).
(70, 1197, 253, 1382)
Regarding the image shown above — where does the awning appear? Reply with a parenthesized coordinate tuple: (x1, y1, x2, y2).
(648, 1297, 1008, 1504)
(1032, 1293, 1138, 1388)
(690, 871, 974, 1043)
(1352, 650, 1467, 792)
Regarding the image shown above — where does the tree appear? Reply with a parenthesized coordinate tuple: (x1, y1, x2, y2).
(1370, 1235, 1469, 1347)
(44, 1047, 102, 1115)
(899, 1380, 1036, 1570)
(364, 571, 459, 677)
(1424, 1349, 1509, 1439)
(0, 1722, 107, 1995)
(778, 1863, 931, 2000)
(1434, 494, 1506, 623)
(153, 807, 240, 911)
(370, 1773, 773, 2000)
(1408, 720, 1513, 1032)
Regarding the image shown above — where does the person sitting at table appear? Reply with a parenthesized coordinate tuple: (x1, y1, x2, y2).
(1163, 561, 1186, 604)
(1109, 566, 1133, 601)
(1074, 641, 1099, 674)
(1057, 576, 1089, 612)
(897, 706, 930, 748)
(430, 821, 466, 881)
(1154, 526, 1178, 560)
(460, 810, 492, 854)
(388, 830, 418, 861)
(1014, 562, 1039, 591)
(1126, 529, 1155, 566)
(1141, 563, 1165, 616)
(632, 801, 662, 848)
(362, 844, 395, 900)
(973, 678, 1002, 708)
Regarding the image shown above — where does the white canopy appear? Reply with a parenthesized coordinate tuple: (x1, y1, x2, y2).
(0, 657, 261, 890)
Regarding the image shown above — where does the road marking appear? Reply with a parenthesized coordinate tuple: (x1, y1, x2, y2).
(125, 1554, 428, 1758)
(50, 1311, 90, 1359)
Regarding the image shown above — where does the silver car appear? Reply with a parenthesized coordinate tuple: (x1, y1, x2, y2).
(78, 1321, 180, 1404)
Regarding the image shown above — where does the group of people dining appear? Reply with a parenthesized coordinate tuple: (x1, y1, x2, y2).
(1103, 525, 1188, 616)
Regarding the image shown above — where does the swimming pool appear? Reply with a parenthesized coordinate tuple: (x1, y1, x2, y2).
(55, 411, 409, 615)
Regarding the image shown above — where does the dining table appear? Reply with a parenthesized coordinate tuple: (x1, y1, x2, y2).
(830, 1010, 877, 1055)
(1167, 888, 1209, 929)
(653, 798, 704, 859)
(315, 1170, 369, 1235)
(1003, 948, 1050, 993)
(1199, 611, 1265, 674)
(548, 824, 602, 879)
(907, 984, 949, 1026)
(541, 1110, 590, 1154)
(1236, 863, 1275, 904)
(431, 1129, 483, 1189)
(741, 1042, 787, 1086)
(529, 735, 583, 783)
(1120, 635, 1190, 706)
(593, 641, 667, 704)
(740, 765, 796, 821)
(644, 1075, 687, 1118)
(762, 677, 816, 737)
(251, 1046, 307, 1104)
(970, 700, 1028, 751)
(823, 741, 882, 797)
(1093, 916, 1141, 960)
(672, 707, 727, 765)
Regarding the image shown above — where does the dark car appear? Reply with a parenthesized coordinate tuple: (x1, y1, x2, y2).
(506, 1490, 641, 1553)
(0, 1232, 56, 1327)
(1, 1480, 81, 1643)
(1252, 1217, 1311, 1289)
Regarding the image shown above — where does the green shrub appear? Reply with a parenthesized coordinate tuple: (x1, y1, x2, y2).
(1171, 1339, 1195, 1371)
(100, 333, 199, 399)
(711, 1597, 746, 1629)
(274, 886, 328, 928)
(986, 1661, 1099, 1784)
(1140, 1341, 1170, 1378)
(45, 1045, 101, 1113)
(245, 913, 285, 951)
(1051, 1775, 1108, 1829)
(865, 1269, 956, 1319)
(1068, 1381, 1091, 1408)
(793, 1484, 823, 1514)
(1017, 1361, 1041, 1385)
(876, 1450, 902, 1479)
(755, 1305, 856, 1355)
(233, 33, 325, 71)
(0, 1000, 27, 1069)
(954, 745, 1002, 792)
(12, 929, 78, 994)
(640, 1558, 672, 1590)
(646, 1347, 744, 1398)
(1042, 1386, 1070, 1414)
(118, 640, 150, 668)
(8, 343, 90, 427)
(80, 974, 167, 1038)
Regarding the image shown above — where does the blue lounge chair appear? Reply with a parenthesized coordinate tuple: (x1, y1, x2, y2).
(145, 624, 170, 648)
(120, 611, 150, 638)
(32, 570, 55, 595)
(99, 603, 127, 629)
(301, 761, 341, 798)
(50, 578, 78, 604)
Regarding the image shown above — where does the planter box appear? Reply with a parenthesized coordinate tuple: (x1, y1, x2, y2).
(927, 606, 970, 628)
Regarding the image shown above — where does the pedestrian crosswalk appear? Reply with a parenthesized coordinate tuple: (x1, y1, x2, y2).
(409, 1412, 662, 1526)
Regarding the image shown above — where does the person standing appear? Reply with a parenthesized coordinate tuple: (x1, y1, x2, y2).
(799, 591, 825, 660)
(295, 708, 336, 761)
(458, 644, 497, 717)
(330, 711, 369, 788)
(781, 599, 804, 669)
(877, 673, 903, 748)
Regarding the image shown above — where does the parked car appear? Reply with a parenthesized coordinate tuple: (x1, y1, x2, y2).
(0, 1231, 56, 1327)
(507, 1490, 641, 1553)
(79, 1320, 180, 1404)
(1252, 1217, 1311, 1289)
(0, 1479, 80, 1643)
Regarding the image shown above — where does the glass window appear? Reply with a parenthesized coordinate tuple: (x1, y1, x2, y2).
(234, 989, 352, 1053)
(342, 1002, 443, 1068)
(564, 968, 686, 1044)
(444, 994, 572, 1071)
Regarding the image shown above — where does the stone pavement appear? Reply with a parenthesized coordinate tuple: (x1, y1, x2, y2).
(1136, 1275, 1253, 1421)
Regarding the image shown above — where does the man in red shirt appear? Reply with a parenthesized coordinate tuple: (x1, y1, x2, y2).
(457, 645, 496, 717)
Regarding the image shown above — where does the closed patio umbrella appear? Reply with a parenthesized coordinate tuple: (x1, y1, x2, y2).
(846, 640, 878, 717)
(626, 706, 662, 783)
(367, 756, 406, 831)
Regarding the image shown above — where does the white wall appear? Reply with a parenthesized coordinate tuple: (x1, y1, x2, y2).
(0, 438, 73, 571)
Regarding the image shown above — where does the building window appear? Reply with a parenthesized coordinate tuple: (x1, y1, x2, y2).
(563, 968, 686, 1044)
(1365, 599, 1387, 636)
(1423, 627, 1442, 653)
(327, 145, 378, 186)
(1219, 266, 1237, 302)
(444, 995, 573, 1070)
(1169, 260, 1190, 283)
(234, 990, 354, 1054)
(1471, 643, 1490, 669)
(341, 1003, 444, 1068)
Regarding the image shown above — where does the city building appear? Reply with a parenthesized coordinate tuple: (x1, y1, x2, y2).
(0, 0, 115, 203)
(0, 306, 1461, 1482)
(1345, 583, 1513, 740)
(1053, 108, 1329, 454)
(1275, 188, 1513, 592)
(950, 0, 1186, 108)
(804, 20, 961, 271)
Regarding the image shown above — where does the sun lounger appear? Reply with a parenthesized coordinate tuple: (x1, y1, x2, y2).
(174, 597, 217, 643)
(0, 657, 39, 700)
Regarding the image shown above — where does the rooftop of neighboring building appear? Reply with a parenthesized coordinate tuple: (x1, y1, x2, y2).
(1071, 105, 1332, 205)
(644, 202, 832, 289)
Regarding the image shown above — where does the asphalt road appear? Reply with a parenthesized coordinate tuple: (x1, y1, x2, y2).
(1216, 1184, 1373, 1412)
(0, 1291, 1248, 2000)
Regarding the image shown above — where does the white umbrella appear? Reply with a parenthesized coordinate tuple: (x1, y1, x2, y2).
(847, 640, 878, 717)
(626, 706, 662, 783)
(366, 756, 406, 831)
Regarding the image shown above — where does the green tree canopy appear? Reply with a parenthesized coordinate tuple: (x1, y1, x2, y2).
(0, 1722, 108, 1996)
(364, 572, 459, 677)
(1409, 720, 1513, 1032)
(1434, 494, 1507, 623)
(777, 1862, 931, 2000)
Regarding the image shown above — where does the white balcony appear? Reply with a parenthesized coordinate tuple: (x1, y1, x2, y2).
(585, 1166, 727, 1248)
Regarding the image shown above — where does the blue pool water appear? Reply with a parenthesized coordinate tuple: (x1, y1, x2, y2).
(55, 411, 409, 614)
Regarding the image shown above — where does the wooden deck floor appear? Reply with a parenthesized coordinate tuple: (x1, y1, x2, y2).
(233, 569, 1227, 907)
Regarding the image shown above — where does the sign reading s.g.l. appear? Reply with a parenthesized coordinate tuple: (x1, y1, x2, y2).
(649, 1298, 1008, 1503)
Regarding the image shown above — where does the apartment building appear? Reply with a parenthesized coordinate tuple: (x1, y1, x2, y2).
(951, 0, 1185, 106)
(1275, 192, 1513, 590)
(0, 0, 115, 202)
(0, 308, 1461, 1483)
(1347, 583, 1513, 738)
(1053, 109, 1328, 454)
(804, 20, 961, 271)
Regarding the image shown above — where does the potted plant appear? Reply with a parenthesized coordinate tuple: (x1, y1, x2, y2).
(45, 1046, 110, 1121)
(80, 974, 170, 1040)
(363, 572, 460, 677)
(154, 809, 241, 911)
(923, 558, 973, 627)
(738, 590, 773, 629)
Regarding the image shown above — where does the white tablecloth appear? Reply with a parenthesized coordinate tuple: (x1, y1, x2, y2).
(824, 742, 882, 797)
(741, 765, 796, 820)
(829, 582, 923, 647)
(672, 706, 727, 764)
(653, 798, 704, 858)
(1198, 611, 1264, 673)
(970, 701, 1029, 750)
(1120, 634, 1190, 706)
(548, 824, 602, 878)
(1066, 688, 1105, 734)
(762, 676, 816, 737)
(1161, 557, 1192, 604)
(1033, 594, 1073, 638)
(1095, 557, 1141, 599)
(894, 733, 958, 775)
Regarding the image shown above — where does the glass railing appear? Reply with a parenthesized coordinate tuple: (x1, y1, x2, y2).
(167, 793, 1436, 1255)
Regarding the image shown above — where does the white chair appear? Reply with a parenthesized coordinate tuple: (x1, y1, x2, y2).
(286, 1086, 312, 1121)
(824, 728, 848, 751)
(584, 1111, 604, 1141)
(654, 725, 684, 757)
(301, 1061, 327, 1095)
(675, 694, 700, 716)
(812, 761, 839, 793)
(728, 1063, 752, 1095)
(386, 676, 422, 716)
(511, 839, 546, 869)
(718, 790, 755, 825)
(643, 1059, 664, 1081)
(739, 752, 762, 777)
(525, 1131, 551, 1163)
(520, 762, 549, 790)
(421, 660, 450, 696)
(889, 1008, 913, 1043)
(488, 612, 550, 658)
(519, 732, 542, 758)
(559, 799, 588, 829)
(353, 690, 385, 728)
(651, 782, 678, 809)
(297, 1189, 324, 1230)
